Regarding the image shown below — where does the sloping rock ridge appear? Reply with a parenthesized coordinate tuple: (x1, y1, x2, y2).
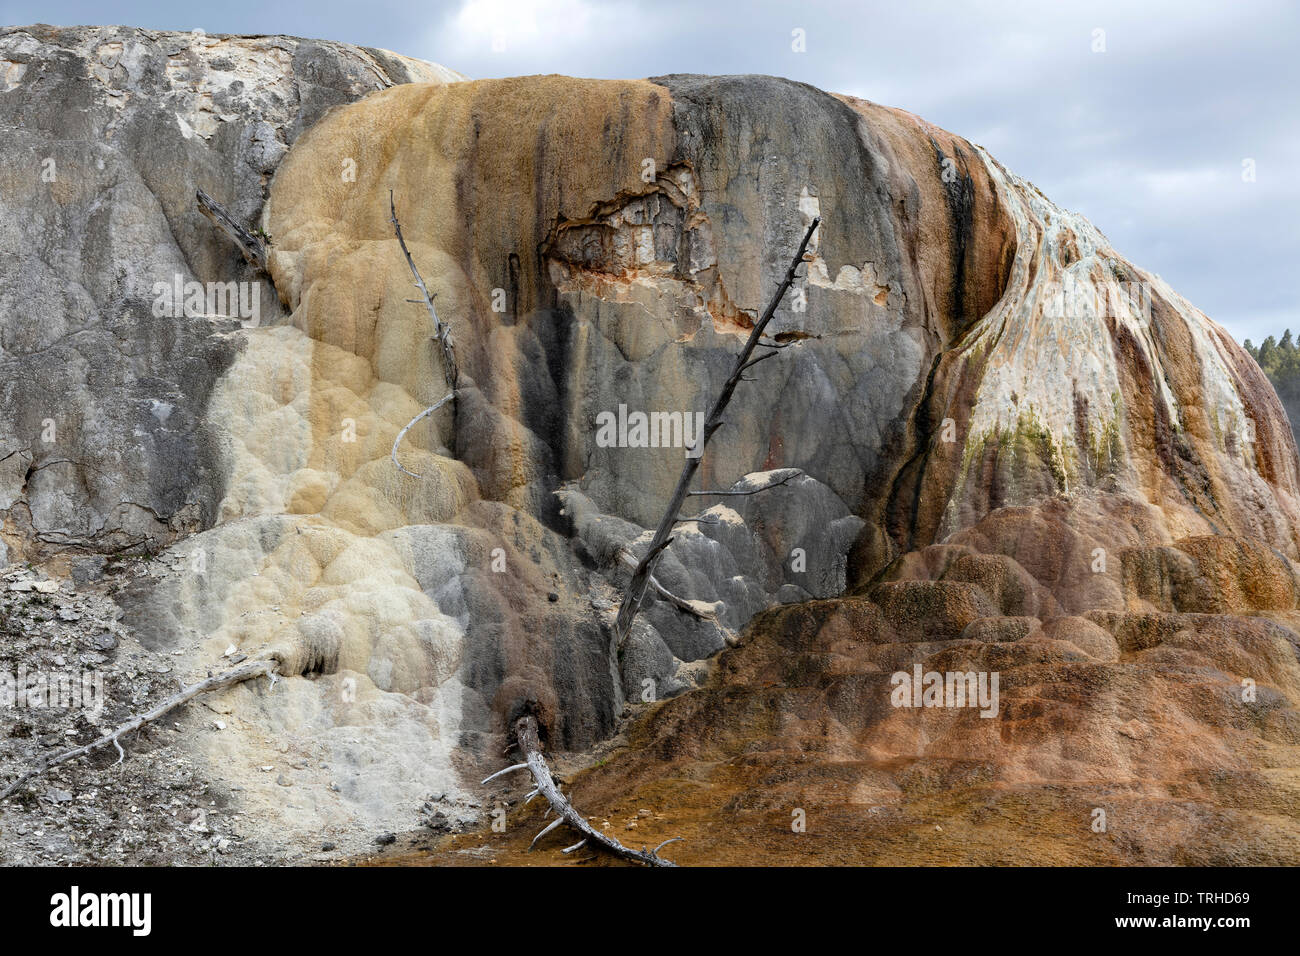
(1, 28, 1298, 865)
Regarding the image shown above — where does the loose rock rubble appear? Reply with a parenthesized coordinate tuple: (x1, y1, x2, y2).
(0, 557, 258, 864)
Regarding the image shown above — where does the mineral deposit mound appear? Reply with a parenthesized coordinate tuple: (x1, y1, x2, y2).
(1, 25, 1298, 866)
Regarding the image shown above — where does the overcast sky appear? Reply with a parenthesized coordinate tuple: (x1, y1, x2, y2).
(3, 0, 1295, 344)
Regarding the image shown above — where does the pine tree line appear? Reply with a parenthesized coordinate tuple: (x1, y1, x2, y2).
(1245, 331, 1300, 443)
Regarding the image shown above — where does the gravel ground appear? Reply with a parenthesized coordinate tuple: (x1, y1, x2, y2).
(0, 555, 272, 865)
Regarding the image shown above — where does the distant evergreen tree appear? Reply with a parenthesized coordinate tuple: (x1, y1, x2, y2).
(1260, 335, 1278, 367)
(1246, 329, 1300, 445)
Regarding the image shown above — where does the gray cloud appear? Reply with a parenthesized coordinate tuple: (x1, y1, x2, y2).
(3, 0, 1295, 342)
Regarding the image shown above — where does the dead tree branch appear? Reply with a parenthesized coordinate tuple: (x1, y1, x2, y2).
(196, 189, 267, 270)
(738, 349, 783, 374)
(389, 191, 458, 388)
(391, 390, 455, 478)
(674, 513, 719, 525)
(686, 467, 803, 498)
(483, 716, 680, 866)
(0, 659, 278, 801)
(611, 217, 820, 652)
(615, 548, 720, 620)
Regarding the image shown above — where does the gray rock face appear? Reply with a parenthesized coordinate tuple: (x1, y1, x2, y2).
(560, 472, 862, 669)
(0, 25, 460, 554)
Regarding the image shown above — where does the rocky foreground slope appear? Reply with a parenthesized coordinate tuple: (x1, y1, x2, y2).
(1, 26, 1298, 865)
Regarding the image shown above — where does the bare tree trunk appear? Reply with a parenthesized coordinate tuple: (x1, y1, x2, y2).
(612, 217, 820, 651)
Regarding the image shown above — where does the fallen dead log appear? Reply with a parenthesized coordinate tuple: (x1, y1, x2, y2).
(0, 658, 278, 802)
(483, 715, 681, 867)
